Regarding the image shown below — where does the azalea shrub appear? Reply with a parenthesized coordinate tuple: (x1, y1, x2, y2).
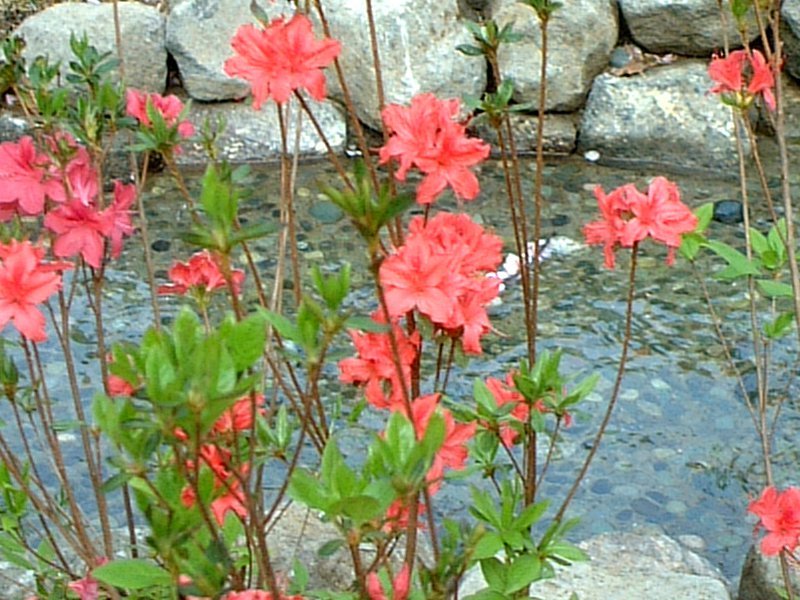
(0, 1, 791, 599)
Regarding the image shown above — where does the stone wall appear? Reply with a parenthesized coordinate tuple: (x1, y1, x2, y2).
(4, 0, 799, 172)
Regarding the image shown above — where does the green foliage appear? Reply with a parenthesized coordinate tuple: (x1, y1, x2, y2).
(679, 202, 714, 261)
(183, 163, 276, 253)
(92, 559, 172, 590)
(458, 19, 522, 59)
(321, 160, 414, 248)
(519, 0, 563, 20)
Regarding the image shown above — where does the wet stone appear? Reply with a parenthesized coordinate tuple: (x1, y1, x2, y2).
(549, 214, 570, 227)
(631, 497, 663, 519)
(151, 239, 171, 252)
(591, 478, 613, 494)
(713, 200, 744, 224)
(309, 200, 344, 224)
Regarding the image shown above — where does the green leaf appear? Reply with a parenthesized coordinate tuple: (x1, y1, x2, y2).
(457, 44, 485, 57)
(472, 532, 503, 560)
(703, 240, 761, 279)
(480, 557, 506, 592)
(318, 538, 345, 557)
(260, 309, 299, 341)
(749, 227, 769, 258)
(289, 469, 332, 512)
(344, 316, 388, 333)
(548, 541, 589, 563)
(222, 314, 266, 371)
(757, 280, 794, 299)
(764, 311, 795, 340)
(512, 499, 549, 530)
(92, 559, 172, 590)
(506, 554, 542, 592)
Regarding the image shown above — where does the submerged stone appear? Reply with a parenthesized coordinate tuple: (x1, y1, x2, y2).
(713, 200, 744, 224)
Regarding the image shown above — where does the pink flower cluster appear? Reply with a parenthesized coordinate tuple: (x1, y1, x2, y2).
(158, 250, 245, 299)
(126, 89, 195, 139)
(224, 14, 341, 108)
(380, 212, 503, 354)
(0, 135, 136, 270)
(379, 93, 491, 205)
(708, 49, 776, 111)
(583, 176, 697, 269)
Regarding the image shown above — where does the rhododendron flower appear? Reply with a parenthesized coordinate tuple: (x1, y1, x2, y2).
(44, 201, 113, 269)
(180, 444, 249, 525)
(126, 88, 195, 138)
(158, 250, 245, 297)
(380, 235, 459, 324)
(485, 373, 529, 446)
(380, 93, 490, 205)
(0, 240, 69, 342)
(380, 212, 502, 353)
(583, 177, 697, 269)
(212, 393, 266, 435)
(224, 14, 341, 108)
(748, 486, 800, 556)
(708, 49, 776, 111)
(0, 136, 63, 219)
(366, 564, 410, 600)
(106, 181, 136, 259)
(401, 393, 476, 492)
(339, 315, 419, 409)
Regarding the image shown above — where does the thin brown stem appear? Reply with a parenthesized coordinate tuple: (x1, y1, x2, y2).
(556, 244, 639, 522)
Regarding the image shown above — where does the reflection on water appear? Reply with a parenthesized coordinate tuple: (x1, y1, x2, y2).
(12, 149, 800, 586)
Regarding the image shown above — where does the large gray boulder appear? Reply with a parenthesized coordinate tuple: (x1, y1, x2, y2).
(459, 532, 731, 599)
(578, 60, 747, 172)
(782, 0, 800, 81)
(619, 0, 759, 56)
(322, 0, 486, 131)
(489, 0, 618, 112)
(14, 2, 167, 93)
(174, 99, 346, 165)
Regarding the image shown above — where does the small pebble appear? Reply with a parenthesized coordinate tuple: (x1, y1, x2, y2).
(584, 149, 601, 162)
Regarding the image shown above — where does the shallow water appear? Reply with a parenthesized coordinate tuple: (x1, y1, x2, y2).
(11, 149, 800, 589)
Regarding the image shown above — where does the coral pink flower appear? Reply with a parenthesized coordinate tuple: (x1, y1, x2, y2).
(126, 89, 195, 138)
(401, 393, 476, 491)
(44, 201, 113, 269)
(379, 235, 459, 323)
(180, 444, 249, 525)
(485, 373, 529, 447)
(0, 136, 63, 219)
(379, 93, 490, 205)
(0, 241, 69, 342)
(749, 486, 800, 556)
(224, 14, 341, 108)
(366, 564, 410, 600)
(212, 393, 266, 435)
(339, 316, 419, 409)
(158, 250, 245, 297)
(708, 49, 776, 111)
(106, 181, 136, 259)
(621, 176, 697, 265)
(583, 177, 697, 269)
(381, 212, 502, 352)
